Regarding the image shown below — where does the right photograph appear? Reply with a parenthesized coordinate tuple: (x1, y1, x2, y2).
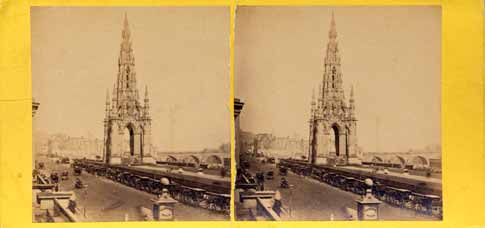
(234, 6, 442, 221)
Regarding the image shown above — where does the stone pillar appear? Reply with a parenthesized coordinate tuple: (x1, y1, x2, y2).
(133, 132, 141, 162)
(347, 123, 362, 165)
(309, 122, 317, 164)
(141, 126, 155, 164)
(339, 133, 346, 159)
(346, 131, 352, 155)
(102, 127, 106, 162)
(351, 123, 358, 157)
(310, 134, 316, 164)
(308, 119, 313, 164)
(314, 130, 322, 163)
(314, 122, 330, 164)
(109, 126, 122, 164)
(143, 135, 152, 156)
(103, 122, 109, 163)
(322, 131, 330, 157)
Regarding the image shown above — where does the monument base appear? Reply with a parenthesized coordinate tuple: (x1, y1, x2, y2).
(347, 157, 362, 165)
(356, 195, 381, 220)
(314, 157, 330, 165)
(108, 156, 122, 165)
(142, 155, 156, 164)
(314, 156, 362, 166)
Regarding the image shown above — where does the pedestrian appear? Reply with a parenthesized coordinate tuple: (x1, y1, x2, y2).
(68, 198, 77, 213)
(272, 190, 282, 216)
(220, 167, 226, 177)
(257, 172, 265, 191)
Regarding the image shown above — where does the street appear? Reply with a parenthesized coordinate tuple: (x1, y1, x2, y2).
(35, 157, 229, 221)
(247, 158, 438, 221)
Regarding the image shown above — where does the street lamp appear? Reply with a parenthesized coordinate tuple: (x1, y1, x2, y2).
(356, 178, 381, 220)
(152, 177, 177, 221)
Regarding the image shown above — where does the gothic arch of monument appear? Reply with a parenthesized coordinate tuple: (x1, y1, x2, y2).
(308, 13, 360, 165)
(103, 14, 155, 165)
(123, 123, 136, 156)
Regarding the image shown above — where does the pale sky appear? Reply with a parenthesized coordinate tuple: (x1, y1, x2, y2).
(32, 7, 230, 151)
(235, 6, 441, 153)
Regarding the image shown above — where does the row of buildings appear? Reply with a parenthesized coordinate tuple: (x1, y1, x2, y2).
(239, 131, 309, 159)
(34, 132, 229, 163)
(33, 133, 104, 159)
(239, 127, 440, 167)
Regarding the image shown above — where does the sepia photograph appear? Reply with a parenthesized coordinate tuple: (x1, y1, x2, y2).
(31, 7, 230, 222)
(1, 0, 484, 227)
(234, 6, 442, 221)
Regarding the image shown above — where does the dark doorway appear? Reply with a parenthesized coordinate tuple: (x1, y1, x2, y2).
(332, 125, 339, 156)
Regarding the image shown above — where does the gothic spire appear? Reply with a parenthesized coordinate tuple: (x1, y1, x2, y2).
(105, 89, 110, 117)
(112, 83, 116, 97)
(106, 89, 110, 105)
(103, 14, 153, 165)
(308, 12, 358, 164)
(329, 11, 337, 40)
(319, 82, 323, 97)
(112, 83, 117, 108)
(311, 88, 316, 105)
(350, 85, 354, 101)
(109, 13, 143, 118)
(123, 12, 130, 40)
(144, 85, 150, 117)
(322, 11, 344, 100)
(349, 85, 356, 120)
(310, 88, 317, 119)
(325, 11, 340, 65)
(119, 12, 134, 67)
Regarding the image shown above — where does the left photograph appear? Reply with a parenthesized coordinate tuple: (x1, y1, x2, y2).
(31, 7, 231, 222)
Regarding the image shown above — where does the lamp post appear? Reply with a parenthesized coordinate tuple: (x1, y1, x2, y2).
(356, 178, 381, 220)
(152, 178, 177, 221)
